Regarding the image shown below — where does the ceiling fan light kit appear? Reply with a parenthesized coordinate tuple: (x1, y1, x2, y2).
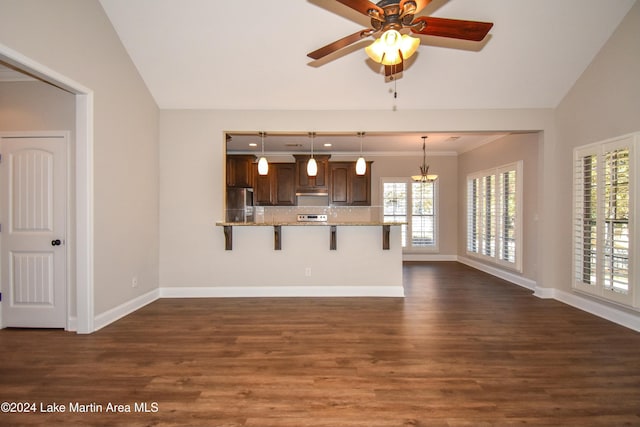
(308, 0, 493, 78)
(365, 30, 420, 65)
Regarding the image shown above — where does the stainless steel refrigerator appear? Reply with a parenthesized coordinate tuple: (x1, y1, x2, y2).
(226, 187, 254, 223)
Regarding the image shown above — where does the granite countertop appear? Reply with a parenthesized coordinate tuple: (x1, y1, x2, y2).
(215, 221, 405, 226)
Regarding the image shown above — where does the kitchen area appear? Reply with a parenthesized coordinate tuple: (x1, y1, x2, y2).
(215, 132, 404, 297)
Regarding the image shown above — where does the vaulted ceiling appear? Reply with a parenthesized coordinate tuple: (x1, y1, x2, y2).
(99, 0, 635, 111)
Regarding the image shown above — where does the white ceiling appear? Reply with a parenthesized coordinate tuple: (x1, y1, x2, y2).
(226, 131, 509, 155)
(99, 0, 635, 111)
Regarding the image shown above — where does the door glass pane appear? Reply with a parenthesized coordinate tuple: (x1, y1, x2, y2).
(383, 182, 407, 247)
(411, 182, 434, 247)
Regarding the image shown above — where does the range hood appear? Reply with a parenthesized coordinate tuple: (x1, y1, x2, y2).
(296, 193, 329, 206)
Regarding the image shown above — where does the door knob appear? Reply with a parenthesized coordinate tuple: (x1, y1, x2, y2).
(51, 239, 62, 246)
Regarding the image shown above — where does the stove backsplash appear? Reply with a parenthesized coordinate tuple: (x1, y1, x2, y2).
(254, 206, 381, 224)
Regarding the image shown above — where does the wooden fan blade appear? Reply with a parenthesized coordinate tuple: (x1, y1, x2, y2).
(307, 29, 372, 60)
(400, 0, 432, 15)
(385, 61, 404, 77)
(411, 16, 493, 42)
(336, 0, 385, 21)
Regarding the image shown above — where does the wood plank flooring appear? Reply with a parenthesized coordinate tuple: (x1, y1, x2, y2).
(1, 262, 639, 426)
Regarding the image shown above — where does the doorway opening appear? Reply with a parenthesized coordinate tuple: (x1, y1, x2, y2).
(0, 44, 94, 333)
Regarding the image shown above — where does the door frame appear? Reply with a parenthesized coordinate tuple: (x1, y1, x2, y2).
(0, 42, 95, 333)
(0, 131, 71, 328)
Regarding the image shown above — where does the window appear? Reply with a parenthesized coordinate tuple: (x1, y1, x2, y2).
(466, 162, 522, 271)
(382, 178, 437, 250)
(573, 133, 638, 308)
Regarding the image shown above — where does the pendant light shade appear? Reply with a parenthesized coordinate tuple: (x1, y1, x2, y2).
(257, 132, 269, 175)
(355, 131, 366, 175)
(257, 156, 269, 175)
(307, 132, 317, 177)
(307, 157, 318, 176)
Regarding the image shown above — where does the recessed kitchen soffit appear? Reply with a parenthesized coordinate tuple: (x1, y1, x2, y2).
(225, 131, 513, 156)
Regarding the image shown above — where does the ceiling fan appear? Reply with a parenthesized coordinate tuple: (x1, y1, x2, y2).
(307, 0, 493, 77)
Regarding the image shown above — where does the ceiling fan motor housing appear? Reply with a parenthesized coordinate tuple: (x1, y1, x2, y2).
(371, 0, 418, 31)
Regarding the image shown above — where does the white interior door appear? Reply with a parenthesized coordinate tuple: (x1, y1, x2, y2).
(0, 135, 67, 328)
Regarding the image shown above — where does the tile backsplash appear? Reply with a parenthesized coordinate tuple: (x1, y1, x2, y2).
(253, 206, 384, 223)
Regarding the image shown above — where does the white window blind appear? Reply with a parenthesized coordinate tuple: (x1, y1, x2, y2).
(466, 162, 522, 271)
(573, 133, 638, 308)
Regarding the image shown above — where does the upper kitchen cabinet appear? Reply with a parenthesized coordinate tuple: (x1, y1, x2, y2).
(329, 161, 372, 206)
(294, 155, 330, 193)
(226, 155, 255, 188)
(254, 163, 296, 206)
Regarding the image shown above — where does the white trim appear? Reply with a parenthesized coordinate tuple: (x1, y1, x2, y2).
(465, 161, 523, 272)
(75, 93, 94, 333)
(572, 132, 639, 309)
(93, 288, 160, 332)
(0, 43, 95, 334)
(454, 255, 640, 332)
(534, 287, 640, 332)
(457, 255, 536, 290)
(160, 286, 405, 298)
(67, 316, 77, 332)
(533, 286, 555, 299)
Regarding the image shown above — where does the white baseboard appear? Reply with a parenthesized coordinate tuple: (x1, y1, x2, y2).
(160, 285, 405, 298)
(455, 257, 639, 331)
(457, 255, 537, 290)
(535, 287, 640, 332)
(66, 316, 77, 332)
(403, 254, 458, 262)
(93, 288, 160, 332)
(88, 263, 639, 333)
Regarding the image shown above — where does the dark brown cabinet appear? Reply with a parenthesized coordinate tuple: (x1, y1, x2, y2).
(254, 163, 296, 206)
(226, 155, 254, 188)
(227, 154, 371, 206)
(294, 155, 330, 193)
(329, 161, 372, 206)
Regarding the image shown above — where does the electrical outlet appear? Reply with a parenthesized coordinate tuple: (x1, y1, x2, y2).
(305, 267, 312, 277)
(132, 276, 138, 287)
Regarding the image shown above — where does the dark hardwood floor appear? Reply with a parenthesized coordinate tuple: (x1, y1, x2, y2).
(1, 262, 639, 426)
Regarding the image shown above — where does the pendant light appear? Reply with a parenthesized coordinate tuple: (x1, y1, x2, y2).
(307, 132, 317, 177)
(411, 136, 438, 182)
(355, 131, 366, 175)
(257, 131, 269, 175)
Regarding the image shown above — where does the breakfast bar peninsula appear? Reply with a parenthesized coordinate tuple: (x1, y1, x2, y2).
(215, 206, 404, 297)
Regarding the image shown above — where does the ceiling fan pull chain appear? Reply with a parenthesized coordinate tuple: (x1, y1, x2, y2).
(394, 75, 398, 99)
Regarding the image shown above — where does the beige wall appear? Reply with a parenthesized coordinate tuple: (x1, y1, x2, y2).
(159, 109, 554, 289)
(554, 1, 640, 295)
(457, 133, 540, 281)
(0, 0, 160, 317)
(370, 154, 458, 256)
(8, 0, 636, 326)
(0, 80, 75, 131)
